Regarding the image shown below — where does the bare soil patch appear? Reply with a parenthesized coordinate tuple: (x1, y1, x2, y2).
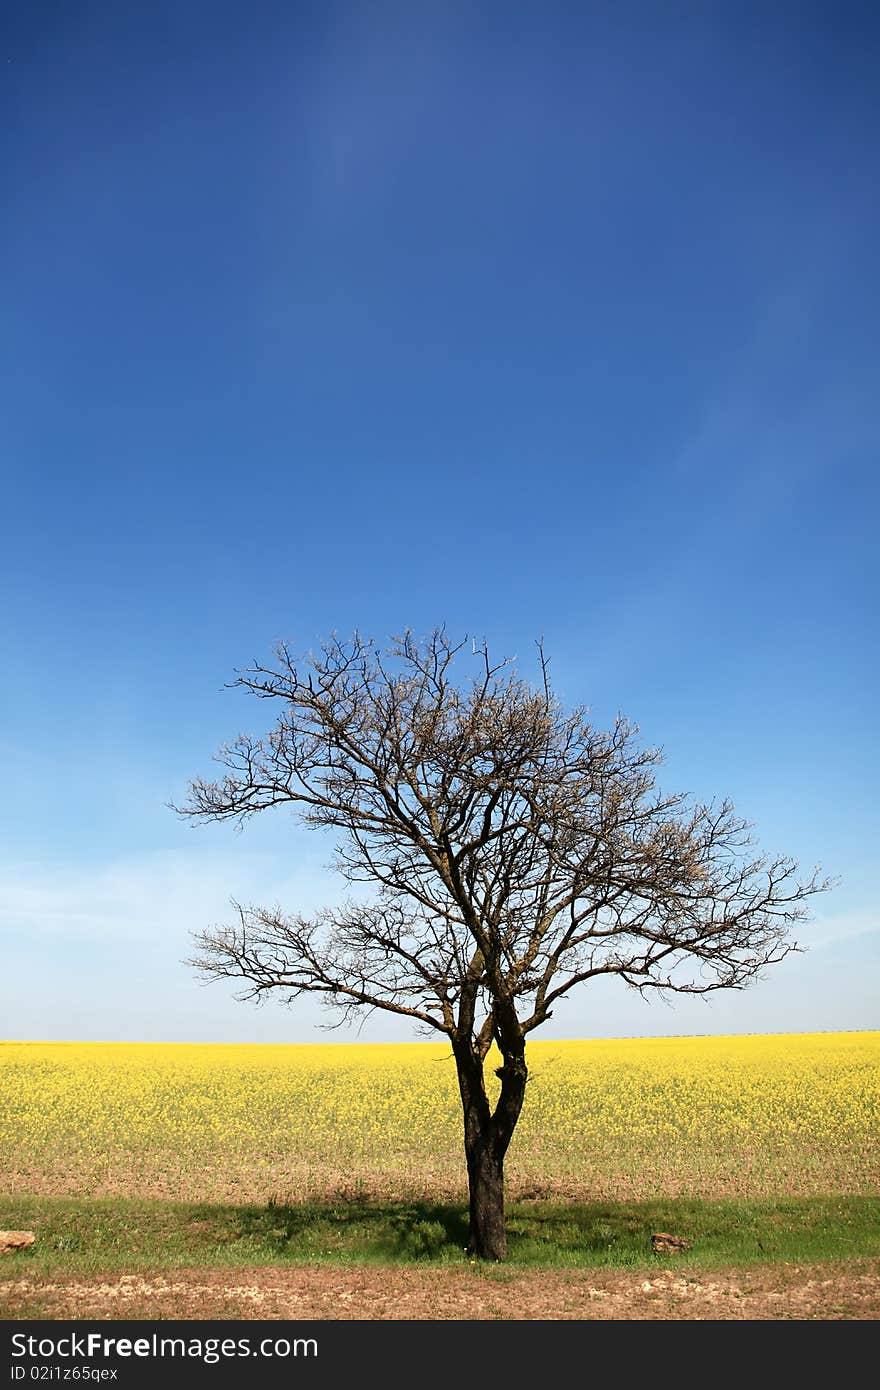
(3, 1260, 878, 1321)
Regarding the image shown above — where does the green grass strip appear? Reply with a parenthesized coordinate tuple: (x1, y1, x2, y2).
(1, 1193, 878, 1276)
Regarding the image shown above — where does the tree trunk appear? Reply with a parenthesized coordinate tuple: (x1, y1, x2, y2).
(466, 1133, 507, 1260)
(454, 1035, 527, 1261)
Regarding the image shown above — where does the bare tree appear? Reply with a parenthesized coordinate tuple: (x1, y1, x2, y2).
(177, 629, 829, 1260)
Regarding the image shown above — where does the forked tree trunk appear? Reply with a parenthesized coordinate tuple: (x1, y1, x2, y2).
(455, 1039, 528, 1261)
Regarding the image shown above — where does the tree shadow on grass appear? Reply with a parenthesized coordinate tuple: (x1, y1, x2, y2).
(232, 1199, 471, 1262)
(225, 1199, 671, 1265)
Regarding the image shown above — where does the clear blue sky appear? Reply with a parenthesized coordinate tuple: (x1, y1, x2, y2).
(2, 1, 877, 1041)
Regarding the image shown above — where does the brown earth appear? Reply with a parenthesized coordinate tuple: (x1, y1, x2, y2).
(0, 1233, 35, 1254)
(2, 1260, 878, 1320)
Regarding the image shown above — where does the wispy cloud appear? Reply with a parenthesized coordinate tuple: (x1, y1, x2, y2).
(0, 850, 329, 947)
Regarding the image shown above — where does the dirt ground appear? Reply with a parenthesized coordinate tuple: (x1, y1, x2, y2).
(2, 1260, 878, 1320)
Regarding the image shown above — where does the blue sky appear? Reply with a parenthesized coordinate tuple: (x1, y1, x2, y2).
(2, 1, 878, 1041)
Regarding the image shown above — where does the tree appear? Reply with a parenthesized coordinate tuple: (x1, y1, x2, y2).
(178, 629, 829, 1260)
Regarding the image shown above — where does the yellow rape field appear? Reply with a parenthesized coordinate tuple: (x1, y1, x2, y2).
(1, 1033, 877, 1204)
